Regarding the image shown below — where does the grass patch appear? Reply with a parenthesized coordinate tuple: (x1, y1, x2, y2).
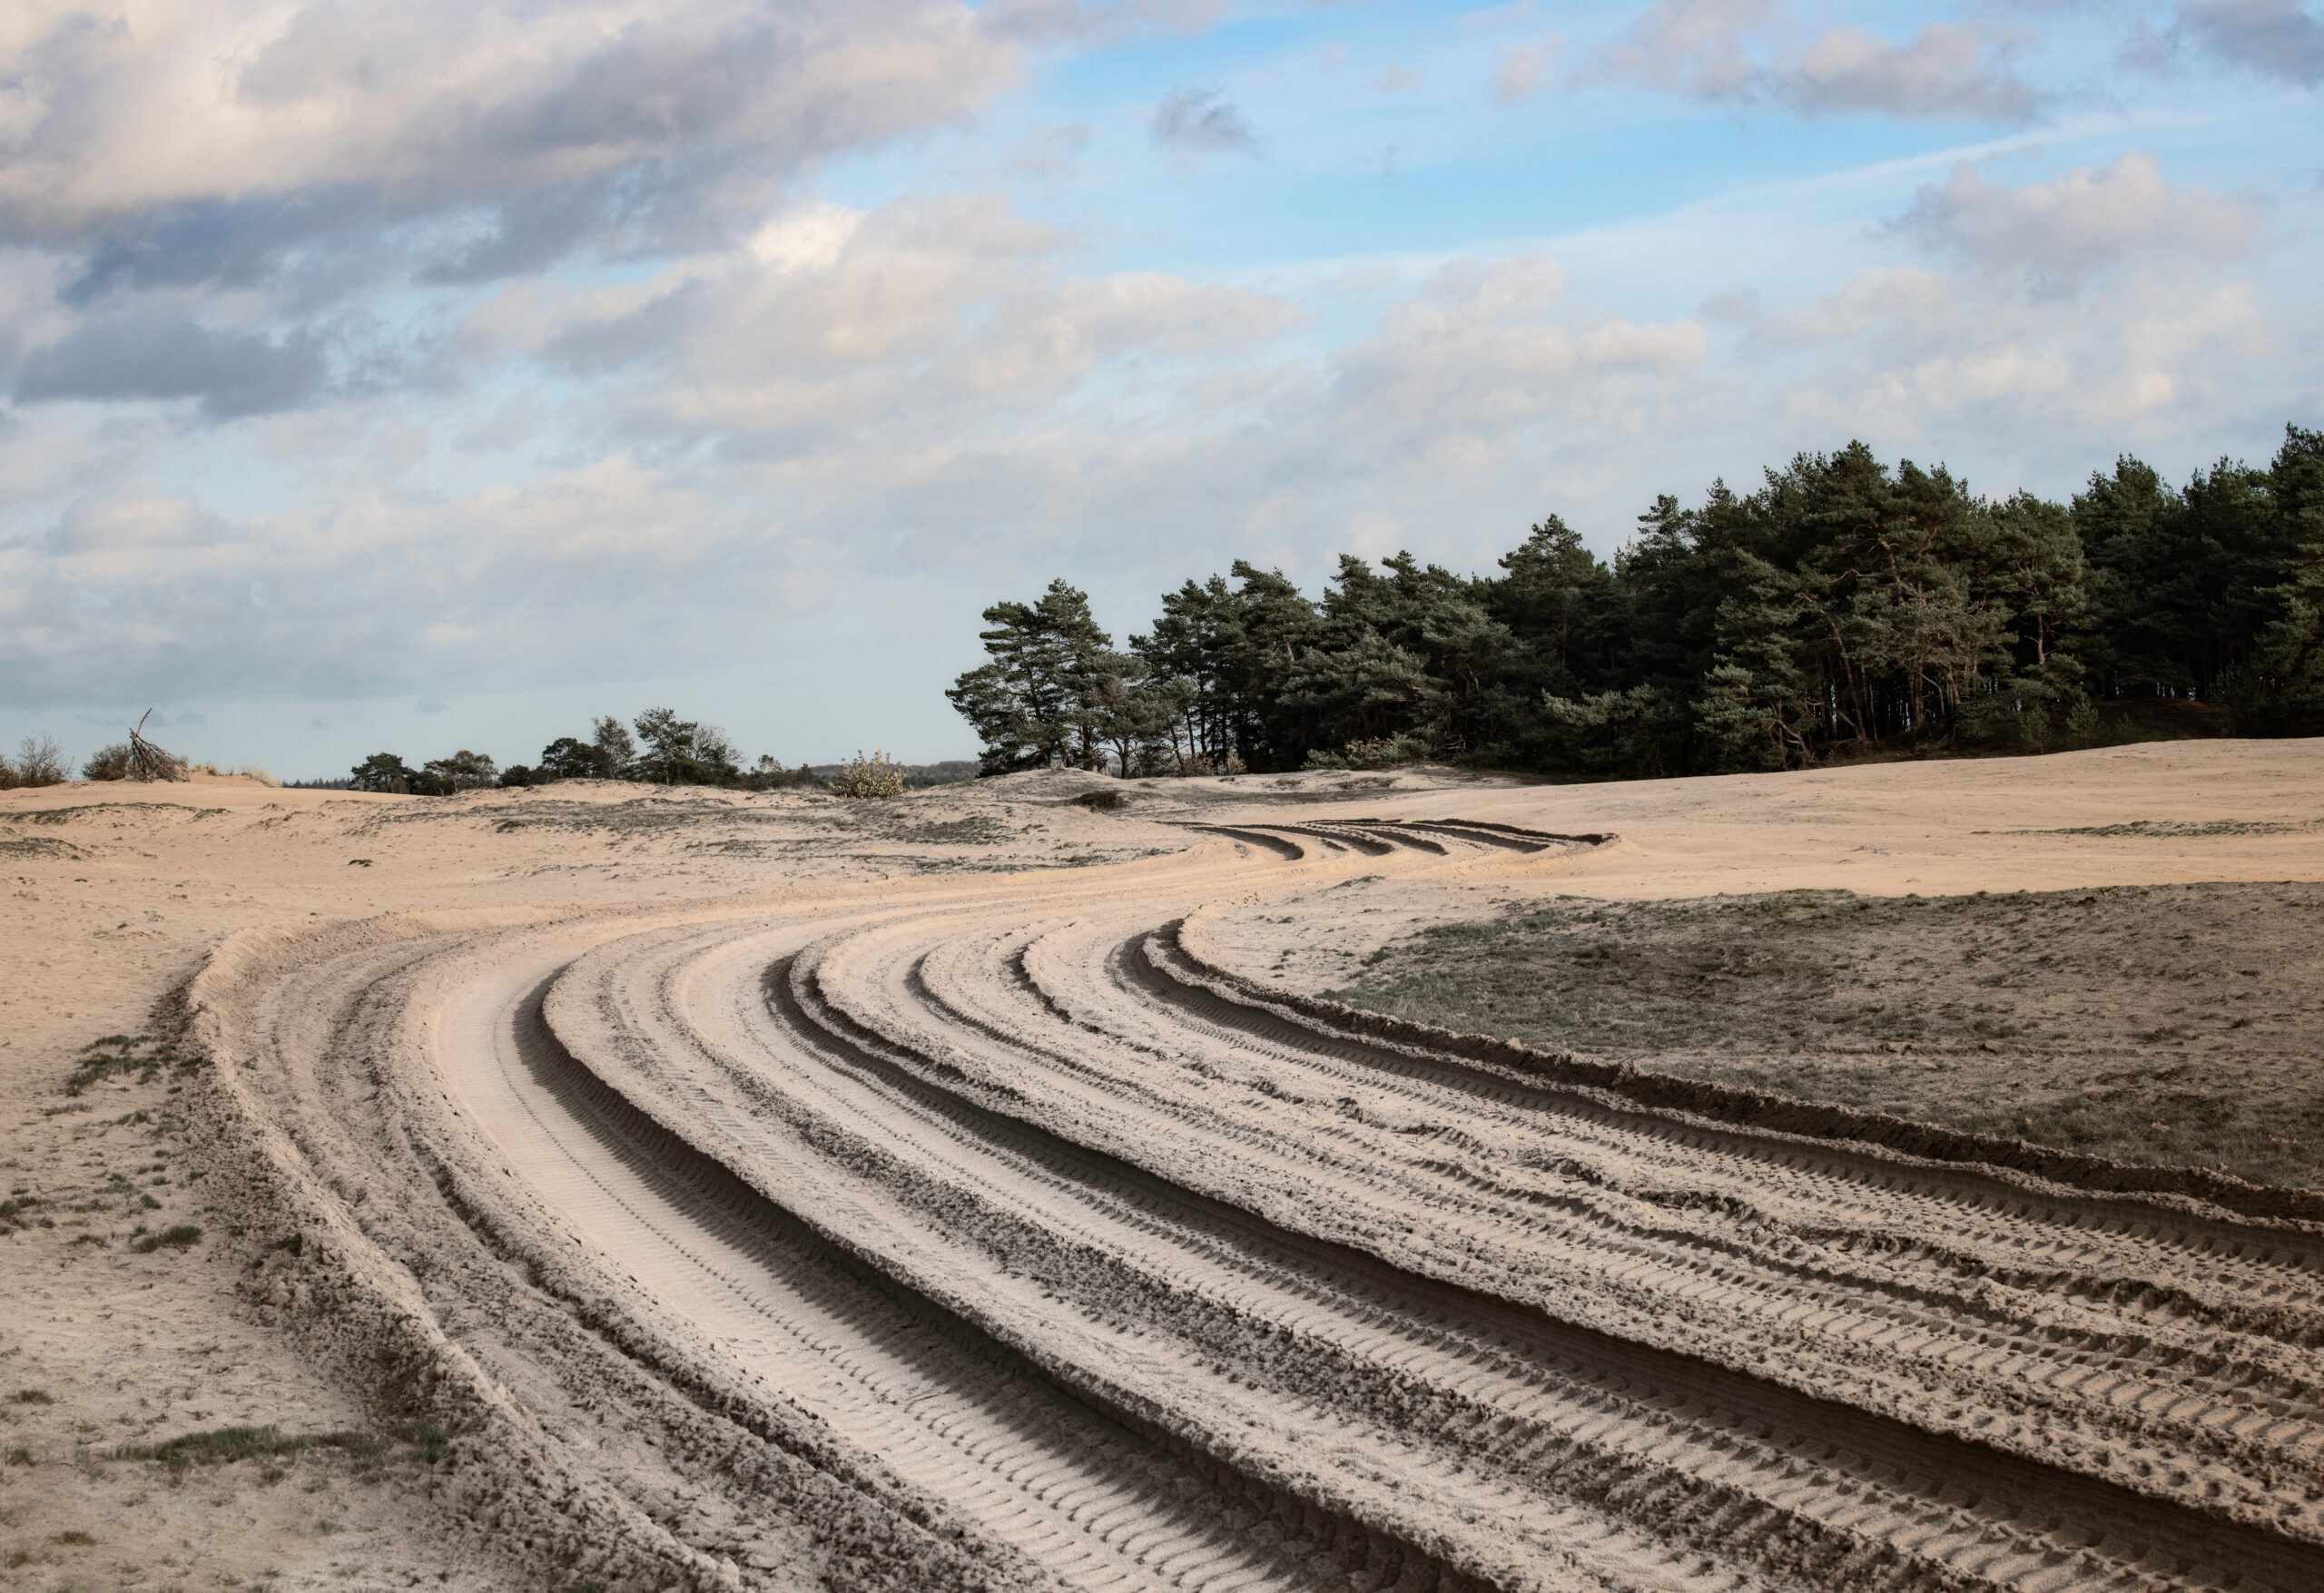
(892, 815, 1008, 846)
(2003, 818, 2321, 839)
(116, 1422, 454, 1475)
(64, 1035, 202, 1096)
(0, 835, 86, 860)
(13, 1390, 54, 1405)
(131, 1224, 201, 1253)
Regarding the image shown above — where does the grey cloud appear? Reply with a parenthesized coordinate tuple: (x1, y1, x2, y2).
(61, 188, 388, 306)
(1151, 88, 1260, 155)
(2179, 0, 2324, 84)
(979, 0, 1227, 46)
(15, 320, 330, 418)
(1582, 0, 2042, 122)
(1777, 25, 2043, 121)
(2, 3, 1020, 288)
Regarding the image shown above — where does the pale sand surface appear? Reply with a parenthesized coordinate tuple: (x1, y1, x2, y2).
(0, 742, 2317, 1592)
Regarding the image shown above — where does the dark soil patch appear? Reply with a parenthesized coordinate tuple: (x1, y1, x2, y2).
(1325, 882, 2324, 1189)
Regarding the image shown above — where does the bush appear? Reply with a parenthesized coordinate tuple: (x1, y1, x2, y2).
(4, 735, 68, 788)
(1308, 736, 1426, 772)
(83, 743, 132, 781)
(831, 750, 906, 799)
(499, 764, 536, 788)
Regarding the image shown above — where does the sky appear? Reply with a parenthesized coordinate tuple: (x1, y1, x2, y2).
(0, 0, 2318, 778)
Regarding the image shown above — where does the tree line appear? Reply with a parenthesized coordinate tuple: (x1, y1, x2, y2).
(345, 708, 819, 793)
(949, 426, 2324, 779)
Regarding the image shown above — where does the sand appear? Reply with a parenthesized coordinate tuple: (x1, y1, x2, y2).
(0, 741, 2319, 1592)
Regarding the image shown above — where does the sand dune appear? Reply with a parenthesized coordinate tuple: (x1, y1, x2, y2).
(5, 743, 2322, 1590)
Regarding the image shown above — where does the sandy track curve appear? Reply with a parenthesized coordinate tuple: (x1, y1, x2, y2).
(184, 822, 2324, 1592)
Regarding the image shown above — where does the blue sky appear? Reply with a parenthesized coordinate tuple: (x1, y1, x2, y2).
(1, 0, 2317, 776)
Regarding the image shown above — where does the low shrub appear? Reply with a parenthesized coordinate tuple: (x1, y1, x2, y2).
(832, 750, 906, 800)
(2, 734, 69, 788)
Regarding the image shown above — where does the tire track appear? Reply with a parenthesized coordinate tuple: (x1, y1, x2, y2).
(183, 820, 2324, 1593)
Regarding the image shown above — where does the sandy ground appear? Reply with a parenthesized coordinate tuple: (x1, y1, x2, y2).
(0, 741, 2318, 1593)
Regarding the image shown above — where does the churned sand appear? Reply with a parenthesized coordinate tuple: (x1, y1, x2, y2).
(1, 741, 2318, 1592)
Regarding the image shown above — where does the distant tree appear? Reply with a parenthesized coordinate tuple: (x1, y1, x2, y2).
(537, 737, 599, 781)
(947, 580, 1115, 774)
(633, 708, 692, 783)
(422, 750, 499, 792)
(740, 753, 813, 791)
(499, 764, 536, 788)
(628, 709, 740, 785)
(593, 714, 638, 775)
(2249, 425, 2324, 723)
(350, 752, 419, 793)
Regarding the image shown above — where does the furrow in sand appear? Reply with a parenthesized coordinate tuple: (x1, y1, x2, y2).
(557, 904, 2314, 1591)
(766, 910, 2324, 1588)
(185, 823, 2324, 1593)
(527, 916, 1543, 1593)
(1090, 919, 2324, 1332)
(553, 918, 1780, 1592)
(940, 907, 2324, 1486)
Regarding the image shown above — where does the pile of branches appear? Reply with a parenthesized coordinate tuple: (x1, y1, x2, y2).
(126, 710, 188, 782)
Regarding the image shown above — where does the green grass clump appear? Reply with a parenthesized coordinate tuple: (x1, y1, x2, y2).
(64, 1035, 202, 1096)
(131, 1224, 201, 1253)
(119, 1427, 311, 1469)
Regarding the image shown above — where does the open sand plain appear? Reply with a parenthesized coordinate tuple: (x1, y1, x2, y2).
(4, 740, 2322, 1593)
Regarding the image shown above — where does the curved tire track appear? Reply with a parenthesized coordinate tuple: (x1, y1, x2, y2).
(183, 824, 2324, 1592)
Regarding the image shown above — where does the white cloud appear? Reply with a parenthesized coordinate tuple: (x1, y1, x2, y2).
(1892, 152, 2261, 291)
(1492, 37, 1565, 103)
(0, 0, 1050, 451)
(0, 2, 1019, 270)
(1329, 258, 1705, 447)
(1767, 256, 2279, 447)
